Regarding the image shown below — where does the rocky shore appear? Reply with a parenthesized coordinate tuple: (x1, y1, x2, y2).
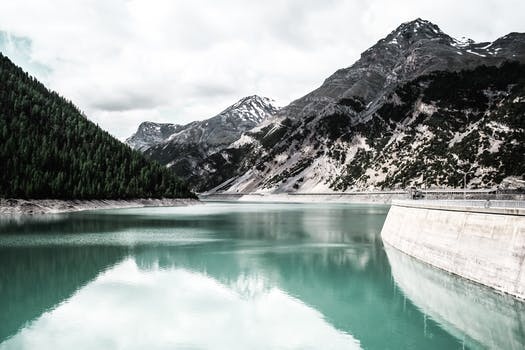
(0, 198, 200, 215)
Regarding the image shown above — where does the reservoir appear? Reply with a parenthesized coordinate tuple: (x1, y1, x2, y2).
(0, 202, 523, 349)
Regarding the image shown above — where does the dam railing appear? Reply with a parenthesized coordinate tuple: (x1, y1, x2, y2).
(393, 199, 525, 216)
(400, 199, 525, 209)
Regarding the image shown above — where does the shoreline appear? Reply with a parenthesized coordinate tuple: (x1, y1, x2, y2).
(199, 191, 524, 204)
(200, 193, 407, 204)
(0, 198, 200, 215)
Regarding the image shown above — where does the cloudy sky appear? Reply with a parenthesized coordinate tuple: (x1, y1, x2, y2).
(0, 0, 523, 139)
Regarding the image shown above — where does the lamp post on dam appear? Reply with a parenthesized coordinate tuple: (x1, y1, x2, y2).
(457, 169, 473, 200)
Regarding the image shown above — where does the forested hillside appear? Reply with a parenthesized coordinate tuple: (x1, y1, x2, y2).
(0, 53, 195, 199)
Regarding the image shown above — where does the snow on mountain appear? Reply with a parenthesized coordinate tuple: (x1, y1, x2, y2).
(128, 19, 525, 194)
(126, 122, 183, 152)
(193, 19, 525, 193)
(126, 95, 279, 185)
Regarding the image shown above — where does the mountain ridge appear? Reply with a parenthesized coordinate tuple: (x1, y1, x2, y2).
(278, 19, 525, 124)
(127, 95, 278, 152)
(129, 19, 525, 193)
(126, 95, 279, 184)
(195, 19, 525, 193)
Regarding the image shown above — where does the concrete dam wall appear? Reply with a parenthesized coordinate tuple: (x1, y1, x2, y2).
(381, 200, 525, 300)
(385, 245, 525, 349)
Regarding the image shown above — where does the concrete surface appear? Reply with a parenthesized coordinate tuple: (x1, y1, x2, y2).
(385, 245, 525, 349)
(381, 200, 525, 300)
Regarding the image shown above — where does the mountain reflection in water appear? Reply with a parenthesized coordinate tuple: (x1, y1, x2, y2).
(1, 203, 522, 349)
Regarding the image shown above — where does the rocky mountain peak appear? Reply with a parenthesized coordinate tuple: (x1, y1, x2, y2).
(281, 20, 525, 120)
(388, 18, 445, 41)
(127, 95, 279, 152)
(127, 95, 280, 182)
(374, 18, 457, 52)
(219, 95, 279, 124)
(235, 94, 274, 106)
(126, 121, 182, 151)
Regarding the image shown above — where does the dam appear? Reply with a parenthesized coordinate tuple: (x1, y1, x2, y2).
(381, 200, 525, 300)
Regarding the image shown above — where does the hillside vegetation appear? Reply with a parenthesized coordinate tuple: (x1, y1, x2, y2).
(0, 53, 195, 199)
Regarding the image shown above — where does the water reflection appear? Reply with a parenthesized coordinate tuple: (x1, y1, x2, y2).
(0, 259, 361, 350)
(385, 244, 525, 350)
(128, 241, 465, 349)
(0, 203, 520, 349)
(0, 245, 126, 342)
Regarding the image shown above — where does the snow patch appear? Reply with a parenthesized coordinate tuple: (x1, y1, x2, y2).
(488, 138, 503, 153)
(275, 153, 288, 164)
(416, 102, 437, 116)
(452, 37, 474, 48)
(479, 42, 493, 49)
(466, 49, 487, 57)
(231, 134, 256, 148)
(352, 135, 371, 151)
(486, 121, 510, 133)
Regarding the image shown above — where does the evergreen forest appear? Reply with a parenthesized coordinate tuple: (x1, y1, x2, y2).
(0, 53, 195, 199)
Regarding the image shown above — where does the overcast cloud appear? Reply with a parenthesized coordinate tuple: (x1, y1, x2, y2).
(0, 0, 524, 139)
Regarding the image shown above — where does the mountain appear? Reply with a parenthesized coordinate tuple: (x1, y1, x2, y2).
(194, 19, 525, 193)
(0, 53, 195, 199)
(275, 19, 525, 123)
(126, 122, 184, 152)
(126, 95, 279, 186)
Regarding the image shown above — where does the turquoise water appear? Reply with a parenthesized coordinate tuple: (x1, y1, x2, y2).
(0, 202, 523, 349)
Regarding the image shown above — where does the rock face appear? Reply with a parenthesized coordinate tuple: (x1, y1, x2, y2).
(126, 95, 279, 185)
(196, 19, 525, 193)
(129, 19, 525, 193)
(126, 122, 184, 152)
(274, 19, 525, 123)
